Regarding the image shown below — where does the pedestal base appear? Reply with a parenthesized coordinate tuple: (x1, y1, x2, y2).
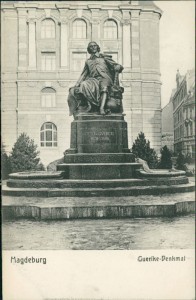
(57, 163, 141, 179)
(57, 114, 138, 179)
(67, 114, 130, 154)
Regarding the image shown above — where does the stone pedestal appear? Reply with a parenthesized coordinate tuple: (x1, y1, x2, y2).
(57, 114, 141, 179)
(67, 114, 130, 154)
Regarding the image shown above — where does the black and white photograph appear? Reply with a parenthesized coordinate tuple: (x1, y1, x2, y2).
(1, 0, 195, 299)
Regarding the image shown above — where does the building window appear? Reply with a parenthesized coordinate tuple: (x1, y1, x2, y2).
(190, 108, 192, 118)
(180, 125, 183, 137)
(40, 122, 57, 147)
(104, 20, 118, 39)
(41, 88, 56, 107)
(72, 52, 87, 71)
(41, 52, 56, 71)
(192, 145, 195, 159)
(186, 125, 189, 137)
(190, 123, 193, 136)
(180, 110, 183, 121)
(41, 19, 55, 39)
(186, 108, 188, 119)
(177, 111, 180, 122)
(73, 19, 87, 39)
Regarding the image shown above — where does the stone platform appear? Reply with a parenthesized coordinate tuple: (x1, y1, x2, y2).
(2, 192, 195, 220)
(3, 175, 194, 197)
(4, 112, 194, 198)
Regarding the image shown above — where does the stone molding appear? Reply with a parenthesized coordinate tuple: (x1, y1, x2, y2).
(121, 19, 131, 25)
(27, 18, 37, 24)
(90, 19, 100, 25)
(57, 81, 69, 87)
(44, 8, 51, 18)
(16, 8, 27, 17)
(18, 110, 67, 115)
(87, 4, 102, 9)
(27, 81, 38, 87)
(58, 18, 69, 25)
(127, 108, 162, 112)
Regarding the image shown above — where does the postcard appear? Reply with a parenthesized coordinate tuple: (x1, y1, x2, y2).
(1, 1, 195, 299)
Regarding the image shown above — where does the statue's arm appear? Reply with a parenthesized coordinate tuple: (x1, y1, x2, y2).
(75, 62, 89, 87)
(104, 56, 124, 73)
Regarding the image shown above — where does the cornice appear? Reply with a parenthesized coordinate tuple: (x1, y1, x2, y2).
(1, 1, 162, 17)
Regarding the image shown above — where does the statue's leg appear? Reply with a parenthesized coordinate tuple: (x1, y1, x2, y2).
(99, 79, 112, 115)
(100, 92, 107, 115)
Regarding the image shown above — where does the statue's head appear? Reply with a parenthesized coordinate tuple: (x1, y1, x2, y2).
(87, 42, 100, 54)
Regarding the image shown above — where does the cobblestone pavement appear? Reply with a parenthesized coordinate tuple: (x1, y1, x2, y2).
(2, 214, 194, 250)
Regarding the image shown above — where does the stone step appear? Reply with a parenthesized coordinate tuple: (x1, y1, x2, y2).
(64, 153, 135, 163)
(6, 176, 189, 189)
(57, 162, 142, 179)
(137, 169, 186, 178)
(2, 200, 195, 220)
(9, 171, 63, 180)
(2, 182, 195, 198)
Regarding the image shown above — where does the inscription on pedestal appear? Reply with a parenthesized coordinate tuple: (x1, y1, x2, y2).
(82, 129, 117, 144)
(71, 116, 129, 153)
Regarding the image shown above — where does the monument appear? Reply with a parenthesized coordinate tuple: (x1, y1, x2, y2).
(57, 42, 141, 179)
(3, 42, 194, 203)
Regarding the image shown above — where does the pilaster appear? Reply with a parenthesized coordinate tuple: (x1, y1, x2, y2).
(59, 9, 69, 68)
(131, 10, 140, 72)
(121, 10, 131, 70)
(17, 8, 28, 70)
(28, 18, 37, 70)
(90, 9, 100, 42)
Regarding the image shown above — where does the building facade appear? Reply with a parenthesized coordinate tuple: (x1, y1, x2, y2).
(161, 97, 174, 152)
(1, 1, 162, 166)
(172, 69, 195, 158)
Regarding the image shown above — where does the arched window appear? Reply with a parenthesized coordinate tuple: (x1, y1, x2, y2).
(104, 20, 118, 39)
(73, 19, 87, 39)
(41, 19, 55, 39)
(40, 122, 57, 147)
(41, 88, 56, 107)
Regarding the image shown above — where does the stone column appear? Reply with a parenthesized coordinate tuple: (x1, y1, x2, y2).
(122, 11, 131, 69)
(59, 10, 68, 68)
(28, 19, 36, 69)
(17, 8, 28, 70)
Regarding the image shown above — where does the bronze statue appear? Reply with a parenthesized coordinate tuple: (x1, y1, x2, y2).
(68, 42, 124, 116)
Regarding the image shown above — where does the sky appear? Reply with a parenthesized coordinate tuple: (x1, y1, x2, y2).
(154, 0, 195, 108)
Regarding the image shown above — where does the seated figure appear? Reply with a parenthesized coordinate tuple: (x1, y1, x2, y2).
(68, 41, 124, 116)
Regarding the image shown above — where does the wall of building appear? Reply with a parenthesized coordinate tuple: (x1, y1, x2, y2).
(161, 101, 174, 151)
(172, 69, 195, 157)
(1, 1, 162, 166)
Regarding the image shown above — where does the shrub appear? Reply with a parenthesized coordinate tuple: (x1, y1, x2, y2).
(185, 153, 195, 164)
(131, 132, 158, 169)
(10, 133, 45, 173)
(1, 143, 11, 179)
(176, 151, 186, 171)
(159, 145, 173, 169)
